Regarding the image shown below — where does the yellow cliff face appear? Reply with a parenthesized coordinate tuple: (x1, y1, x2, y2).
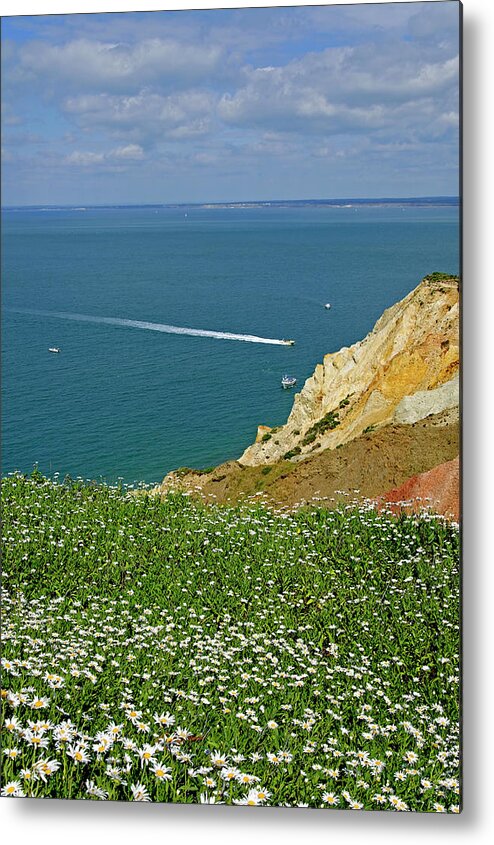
(239, 276, 459, 467)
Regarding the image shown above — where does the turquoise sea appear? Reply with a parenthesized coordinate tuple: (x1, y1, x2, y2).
(1, 204, 459, 486)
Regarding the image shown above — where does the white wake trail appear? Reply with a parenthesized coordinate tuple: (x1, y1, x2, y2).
(12, 309, 292, 346)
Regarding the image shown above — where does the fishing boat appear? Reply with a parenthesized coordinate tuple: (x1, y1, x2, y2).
(48, 347, 61, 353)
(281, 374, 297, 389)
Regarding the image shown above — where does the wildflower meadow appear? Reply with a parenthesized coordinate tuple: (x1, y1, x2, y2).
(1, 471, 460, 811)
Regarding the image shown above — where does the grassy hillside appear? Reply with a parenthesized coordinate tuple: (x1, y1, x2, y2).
(1, 472, 460, 810)
(156, 410, 459, 510)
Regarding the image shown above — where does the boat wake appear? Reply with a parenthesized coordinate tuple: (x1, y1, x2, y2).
(11, 309, 293, 346)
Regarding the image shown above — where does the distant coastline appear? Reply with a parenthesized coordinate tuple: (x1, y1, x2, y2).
(2, 196, 460, 212)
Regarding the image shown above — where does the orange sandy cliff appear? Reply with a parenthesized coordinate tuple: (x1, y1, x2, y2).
(379, 456, 460, 522)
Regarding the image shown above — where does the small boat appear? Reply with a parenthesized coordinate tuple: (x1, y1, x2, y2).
(282, 339, 295, 346)
(324, 303, 331, 310)
(49, 347, 61, 353)
(281, 374, 297, 389)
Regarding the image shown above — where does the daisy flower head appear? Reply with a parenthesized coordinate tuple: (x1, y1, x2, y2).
(67, 743, 90, 765)
(154, 712, 175, 727)
(254, 788, 271, 803)
(131, 782, 152, 802)
(389, 795, 409, 811)
(30, 696, 50, 710)
(86, 780, 108, 800)
(93, 733, 112, 754)
(322, 792, 339, 806)
(236, 772, 259, 786)
(54, 723, 76, 744)
(1, 781, 25, 797)
(32, 758, 61, 782)
(126, 708, 143, 724)
(24, 730, 50, 749)
(221, 767, 240, 782)
(152, 762, 172, 781)
(4, 747, 20, 759)
(106, 764, 125, 783)
(138, 743, 158, 767)
(234, 789, 263, 806)
(210, 750, 228, 767)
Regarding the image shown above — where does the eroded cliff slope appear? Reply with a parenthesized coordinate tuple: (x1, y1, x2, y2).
(239, 274, 459, 466)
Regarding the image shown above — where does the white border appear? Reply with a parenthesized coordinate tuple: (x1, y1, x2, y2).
(1, 1, 493, 843)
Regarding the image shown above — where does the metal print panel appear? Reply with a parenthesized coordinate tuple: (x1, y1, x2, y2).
(1, 1, 461, 812)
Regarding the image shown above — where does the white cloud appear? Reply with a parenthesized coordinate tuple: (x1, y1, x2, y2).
(11, 37, 225, 95)
(63, 90, 215, 144)
(64, 144, 144, 168)
(65, 150, 105, 166)
(217, 46, 459, 139)
(112, 144, 144, 160)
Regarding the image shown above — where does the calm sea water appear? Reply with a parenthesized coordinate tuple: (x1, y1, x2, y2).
(1, 204, 459, 485)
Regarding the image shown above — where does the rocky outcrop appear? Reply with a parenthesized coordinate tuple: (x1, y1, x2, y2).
(379, 456, 460, 522)
(394, 373, 459, 424)
(239, 275, 459, 466)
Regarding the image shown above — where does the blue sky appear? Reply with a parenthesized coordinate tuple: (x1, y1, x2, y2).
(1, 2, 461, 205)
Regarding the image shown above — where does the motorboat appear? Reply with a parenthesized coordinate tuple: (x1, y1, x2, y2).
(281, 374, 297, 389)
(48, 347, 61, 353)
(282, 339, 295, 346)
(324, 303, 331, 309)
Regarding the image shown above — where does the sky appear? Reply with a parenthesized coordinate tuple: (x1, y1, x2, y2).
(1, 1, 461, 205)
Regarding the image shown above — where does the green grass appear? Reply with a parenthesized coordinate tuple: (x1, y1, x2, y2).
(1, 472, 460, 810)
(282, 446, 302, 460)
(423, 272, 459, 283)
(301, 410, 340, 446)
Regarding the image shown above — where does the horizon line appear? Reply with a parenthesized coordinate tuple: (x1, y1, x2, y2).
(2, 195, 460, 210)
